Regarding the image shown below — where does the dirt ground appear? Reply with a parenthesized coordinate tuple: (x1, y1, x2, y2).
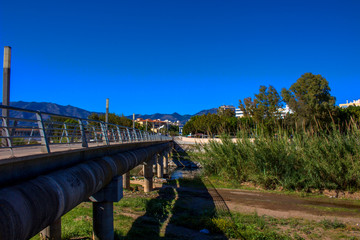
(214, 188, 360, 224)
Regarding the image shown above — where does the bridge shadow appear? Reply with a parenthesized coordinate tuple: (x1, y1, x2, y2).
(171, 143, 199, 169)
(118, 176, 229, 240)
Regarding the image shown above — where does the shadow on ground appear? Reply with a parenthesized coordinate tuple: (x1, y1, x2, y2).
(117, 176, 229, 240)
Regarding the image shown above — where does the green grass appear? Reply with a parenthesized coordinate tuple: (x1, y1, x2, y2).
(209, 212, 291, 240)
(115, 197, 148, 212)
(30, 202, 93, 240)
(30, 192, 168, 240)
(210, 212, 354, 240)
(302, 204, 360, 213)
(319, 219, 346, 229)
(167, 176, 205, 188)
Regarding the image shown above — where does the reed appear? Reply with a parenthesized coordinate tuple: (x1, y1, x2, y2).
(194, 124, 360, 191)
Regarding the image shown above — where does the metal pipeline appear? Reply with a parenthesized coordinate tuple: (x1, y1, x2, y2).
(0, 142, 172, 240)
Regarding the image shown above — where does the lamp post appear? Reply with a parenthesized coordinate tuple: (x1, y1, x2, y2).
(2, 46, 11, 147)
(105, 98, 109, 123)
(132, 113, 135, 129)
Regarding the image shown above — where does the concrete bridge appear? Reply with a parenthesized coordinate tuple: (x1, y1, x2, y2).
(0, 105, 174, 240)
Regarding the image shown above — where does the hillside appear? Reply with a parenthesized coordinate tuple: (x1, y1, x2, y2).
(1, 101, 219, 125)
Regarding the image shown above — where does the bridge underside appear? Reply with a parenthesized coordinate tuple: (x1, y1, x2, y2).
(0, 141, 173, 240)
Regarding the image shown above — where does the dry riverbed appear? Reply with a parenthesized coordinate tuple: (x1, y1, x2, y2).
(31, 176, 360, 240)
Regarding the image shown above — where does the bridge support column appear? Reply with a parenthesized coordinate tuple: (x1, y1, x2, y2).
(40, 218, 61, 240)
(157, 153, 163, 178)
(143, 156, 155, 193)
(90, 176, 123, 240)
(122, 172, 130, 190)
(163, 151, 169, 175)
(93, 202, 113, 240)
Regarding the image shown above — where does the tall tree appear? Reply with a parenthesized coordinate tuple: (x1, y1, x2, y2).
(281, 73, 335, 128)
(88, 113, 132, 127)
(239, 85, 282, 123)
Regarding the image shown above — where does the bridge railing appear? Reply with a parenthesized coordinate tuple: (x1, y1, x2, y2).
(0, 105, 171, 157)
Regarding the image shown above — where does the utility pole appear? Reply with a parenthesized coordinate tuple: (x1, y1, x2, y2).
(2, 46, 11, 147)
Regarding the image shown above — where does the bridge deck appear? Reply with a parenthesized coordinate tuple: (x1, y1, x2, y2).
(0, 142, 143, 160)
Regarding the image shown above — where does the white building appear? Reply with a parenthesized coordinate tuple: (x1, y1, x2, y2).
(278, 105, 293, 118)
(235, 105, 292, 118)
(235, 108, 244, 118)
(339, 99, 360, 108)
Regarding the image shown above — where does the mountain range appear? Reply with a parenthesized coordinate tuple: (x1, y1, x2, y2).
(1, 101, 218, 125)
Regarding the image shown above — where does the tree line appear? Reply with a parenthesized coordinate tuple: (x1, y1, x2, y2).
(183, 73, 360, 136)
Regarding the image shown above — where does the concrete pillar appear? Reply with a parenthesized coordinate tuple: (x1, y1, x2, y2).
(143, 158, 154, 193)
(90, 176, 123, 240)
(157, 153, 163, 178)
(168, 149, 172, 160)
(122, 172, 130, 190)
(153, 163, 156, 174)
(163, 151, 169, 175)
(93, 202, 113, 240)
(40, 218, 61, 240)
(2, 46, 11, 147)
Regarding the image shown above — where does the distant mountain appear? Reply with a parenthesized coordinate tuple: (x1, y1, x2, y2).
(129, 108, 218, 125)
(1, 101, 96, 122)
(130, 112, 192, 125)
(1, 101, 219, 125)
(194, 108, 218, 116)
(11, 101, 95, 118)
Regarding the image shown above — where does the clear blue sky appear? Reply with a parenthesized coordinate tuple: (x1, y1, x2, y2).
(1, 0, 359, 115)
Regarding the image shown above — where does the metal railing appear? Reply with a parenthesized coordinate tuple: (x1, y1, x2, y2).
(0, 105, 171, 157)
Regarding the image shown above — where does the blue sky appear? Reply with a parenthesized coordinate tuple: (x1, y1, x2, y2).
(1, 0, 359, 115)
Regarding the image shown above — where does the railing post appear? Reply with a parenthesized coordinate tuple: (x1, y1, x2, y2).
(27, 127, 34, 144)
(111, 128, 116, 142)
(78, 119, 88, 148)
(100, 122, 109, 145)
(126, 128, 132, 142)
(139, 130, 143, 141)
(60, 123, 70, 144)
(1, 117, 13, 156)
(133, 129, 138, 142)
(116, 126, 122, 143)
(36, 112, 50, 153)
(92, 126, 98, 144)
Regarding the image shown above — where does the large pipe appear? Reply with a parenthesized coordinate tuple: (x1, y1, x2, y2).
(0, 143, 171, 240)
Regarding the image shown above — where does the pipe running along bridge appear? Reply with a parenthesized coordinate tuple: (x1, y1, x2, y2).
(0, 105, 173, 240)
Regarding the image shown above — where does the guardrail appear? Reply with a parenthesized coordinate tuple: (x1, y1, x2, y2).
(0, 105, 171, 157)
